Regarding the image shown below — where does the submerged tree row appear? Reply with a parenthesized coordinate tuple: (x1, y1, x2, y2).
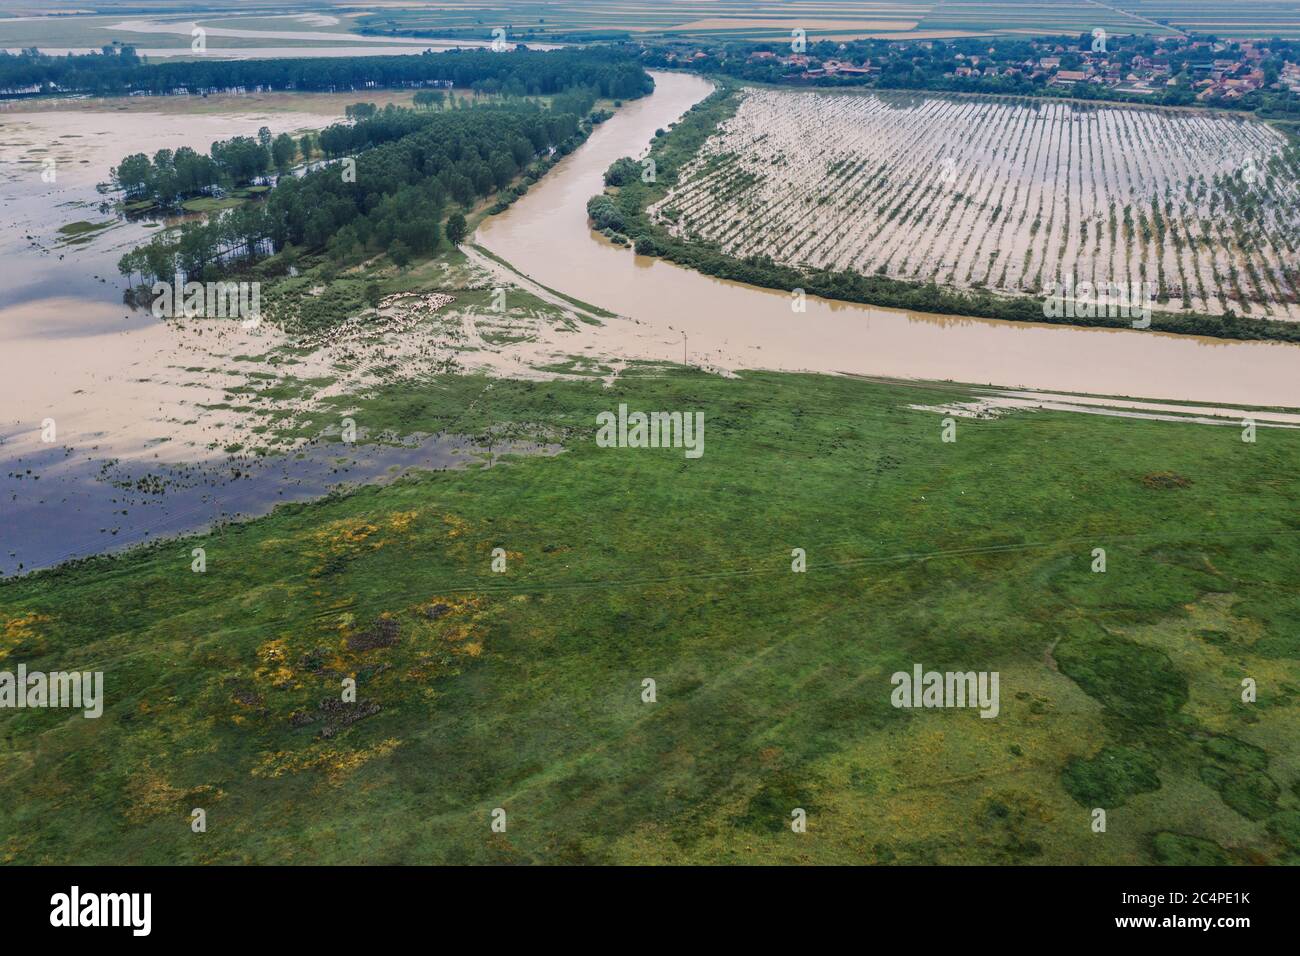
(650, 89, 1300, 321)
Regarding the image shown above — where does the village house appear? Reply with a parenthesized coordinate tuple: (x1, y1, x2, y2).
(1050, 69, 1089, 85)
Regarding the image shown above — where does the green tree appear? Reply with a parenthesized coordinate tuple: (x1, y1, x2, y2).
(389, 239, 412, 268)
(271, 133, 297, 171)
(445, 212, 467, 246)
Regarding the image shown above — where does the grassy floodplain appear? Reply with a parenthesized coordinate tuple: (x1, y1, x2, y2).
(1, 351, 1298, 863)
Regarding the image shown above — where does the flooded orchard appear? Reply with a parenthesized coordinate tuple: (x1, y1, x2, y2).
(654, 87, 1300, 320)
(477, 71, 1300, 408)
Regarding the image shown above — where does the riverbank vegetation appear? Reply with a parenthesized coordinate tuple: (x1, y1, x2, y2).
(115, 69, 647, 299)
(2, 361, 1297, 864)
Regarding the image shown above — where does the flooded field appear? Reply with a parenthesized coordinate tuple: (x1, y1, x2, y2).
(0, 96, 471, 574)
(652, 88, 1300, 320)
(0, 101, 351, 455)
(1, 430, 557, 575)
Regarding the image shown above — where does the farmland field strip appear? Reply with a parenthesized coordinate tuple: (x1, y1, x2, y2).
(919, 99, 1019, 284)
(889, 98, 1008, 283)
(837, 97, 977, 272)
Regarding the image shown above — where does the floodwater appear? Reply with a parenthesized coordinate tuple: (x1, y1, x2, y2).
(1, 433, 558, 575)
(0, 100, 473, 576)
(477, 72, 1300, 408)
(0, 103, 346, 464)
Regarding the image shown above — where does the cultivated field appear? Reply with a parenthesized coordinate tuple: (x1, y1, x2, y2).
(650, 88, 1300, 321)
(349, 0, 1300, 41)
(7, 1, 1298, 50)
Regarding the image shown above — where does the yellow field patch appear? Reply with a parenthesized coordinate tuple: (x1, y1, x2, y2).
(387, 509, 420, 533)
(251, 738, 401, 785)
(125, 766, 222, 823)
(254, 637, 296, 689)
(0, 612, 49, 662)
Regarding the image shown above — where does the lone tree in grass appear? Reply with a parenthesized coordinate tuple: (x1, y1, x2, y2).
(390, 239, 412, 268)
(446, 212, 467, 246)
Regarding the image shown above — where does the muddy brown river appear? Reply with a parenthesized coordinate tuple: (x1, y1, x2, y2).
(2, 74, 1297, 576)
(477, 71, 1300, 408)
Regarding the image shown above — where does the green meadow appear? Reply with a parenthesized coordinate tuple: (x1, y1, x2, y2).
(2, 362, 1298, 864)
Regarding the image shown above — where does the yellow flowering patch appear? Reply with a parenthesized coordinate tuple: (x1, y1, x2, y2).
(251, 738, 400, 785)
(313, 518, 380, 546)
(387, 510, 419, 533)
(253, 638, 295, 689)
(307, 517, 387, 575)
(257, 638, 288, 665)
(441, 513, 470, 538)
(1, 612, 50, 663)
(124, 767, 222, 823)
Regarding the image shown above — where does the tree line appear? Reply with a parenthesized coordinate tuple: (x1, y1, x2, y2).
(112, 104, 455, 206)
(105, 44, 639, 211)
(117, 95, 601, 288)
(0, 45, 652, 101)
